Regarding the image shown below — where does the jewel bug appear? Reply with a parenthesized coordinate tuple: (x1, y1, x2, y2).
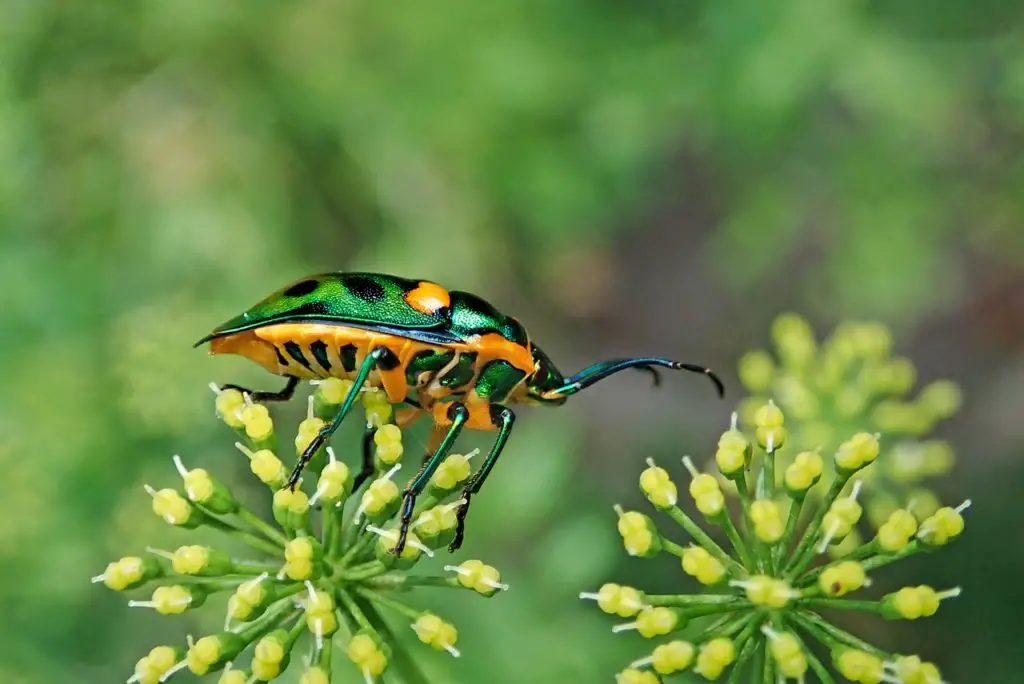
(196, 272, 723, 554)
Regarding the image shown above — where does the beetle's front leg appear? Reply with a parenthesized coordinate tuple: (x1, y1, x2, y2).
(284, 348, 388, 490)
(451, 405, 516, 552)
(221, 376, 299, 403)
(393, 403, 469, 555)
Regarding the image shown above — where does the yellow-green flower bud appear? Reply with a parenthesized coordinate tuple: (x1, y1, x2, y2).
(882, 585, 960, 620)
(818, 561, 868, 597)
(373, 525, 427, 570)
(734, 576, 795, 609)
(315, 377, 354, 410)
(213, 386, 246, 428)
(359, 469, 402, 523)
(273, 487, 311, 531)
(429, 451, 475, 494)
(146, 486, 204, 528)
(129, 584, 207, 614)
(632, 606, 681, 638)
(876, 508, 918, 553)
(295, 418, 326, 457)
(241, 404, 274, 444)
(363, 388, 394, 426)
(615, 508, 662, 558)
(374, 424, 404, 466)
(919, 380, 961, 419)
(581, 583, 644, 617)
(738, 350, 775, 392)
(227, 574, 275, 622)
(219, 670, 250, 684)
(284, 536, 323, 580)
(446, 559, 508, 596)
(252, 629, 292, 681)
(891, 655, 944, 684)
(784, 451, 823, 494)
(414, 503, 459, 550)
(750, 499, 785, 544)
(171, 545, 233, 576)
(94, 555, 165, 591)
(762, 627, 807, 679)
(917, 503, 967, 547)
(834, 649, 884, 684)
(347, 632, 389, 677)
(186, 632, 247, 676)
(753, 401, 785, 429)
(694, 637, 736, 680)
(639, 461, 678, 509)
(651, 640, 695, 675)
(688, 472, 725, 518)
(413, 613, 460, 656)
(311, 449, 351, 506)
(173, 455, 239, 515)
(615, 669, 659, 684)
(680, 545, 726, 585)
(132, 645, 183, 684)
(236, 443, 287, 488)
(834, 432, 880, 473)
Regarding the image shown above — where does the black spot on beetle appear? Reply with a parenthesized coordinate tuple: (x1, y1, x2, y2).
(376, 347, 401, 371)
(309, 340, 331, 372)
(339, 344, 358, 372)
(286, 301, 330, 317)
(284, 341, 313, 370)
(283, 279, 320, 298)
(345, 275, 386, 303)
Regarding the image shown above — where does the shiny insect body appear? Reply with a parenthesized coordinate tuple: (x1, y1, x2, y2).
(197, 272, 723, 553)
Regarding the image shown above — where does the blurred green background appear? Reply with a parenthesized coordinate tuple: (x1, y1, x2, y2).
(2, 1, 1023, 682)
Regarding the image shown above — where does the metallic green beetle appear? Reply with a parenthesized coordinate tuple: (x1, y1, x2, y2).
(197, 272, 724, 553)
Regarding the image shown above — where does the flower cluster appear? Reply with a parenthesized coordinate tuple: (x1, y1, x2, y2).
(96, 379, 506, 684)
(736, 314, 962, 529)
(583, 401, 967, 683)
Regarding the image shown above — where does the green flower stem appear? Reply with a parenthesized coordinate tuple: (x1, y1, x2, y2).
(784, 474, 850, 579)
(235, 507, 289, 547)
(727, 471, 759, 569)
(232, 559, 285, 574)
(205, 517, 285, 557)
(796, 540, 879, 588)
(364, 574, 460, 590)
(859, 541, 921, 573)
(236, 598, 296, 642)
(358, 594, 432, 684)
(336, 587, 377, 635)
(790, 628, 837, 684)
(761, 639, 774, 684)
(798, 598, 881, 613)
(339, 525, 377, 567)
(341, 560, 388, 582)
(773, 494, 804, 568)
(285, 611, 309, 648)
(356, 588, 421, 621)
(341, 510, 368, 552)
(790, 610, 888, 659)
(660, 538, 689, 559)
(726, 629, 759, 684)
(707, 610, 760, 639)
(719, 508, 758, 572)
(665, 506, 748, 576)
(644, 594, 750, 607)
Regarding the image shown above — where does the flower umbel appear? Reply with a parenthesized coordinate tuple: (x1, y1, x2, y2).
(737, 314, 961, 526)
(585, 401, 967, 683)
(97, 379, 506, 683)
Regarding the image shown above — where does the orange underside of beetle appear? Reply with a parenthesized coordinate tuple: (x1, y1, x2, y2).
(208, 322, 535, 431)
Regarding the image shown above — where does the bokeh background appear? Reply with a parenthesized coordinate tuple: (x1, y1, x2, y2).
(3, 2, 1023, 682)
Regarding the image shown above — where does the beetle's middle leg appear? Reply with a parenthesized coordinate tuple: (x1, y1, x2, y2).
(354, 405, 424, 491)
(221, 375, 299, 403)
(393, 403, 469, 555)
(284, 348, 390, 490)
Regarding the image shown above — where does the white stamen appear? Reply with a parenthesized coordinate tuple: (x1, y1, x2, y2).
(766, 431, 775, 452)
(480, 576, 509, 591)
(443, 644, 461, 658)
(311, 615, 326, 651)
(276, 566, 287, 580)
(645, 457, 658, 468)
(306, 395, 315, 421)
(245, 674, 259, 684)
(681, 456, 700, 478)
(145, 546, 175, 561)
(464, 448, 481, 461)
(612, 621, 638, 634)
(128, 600, 156, 608)
(234, 442, 256, 459)
(817, 520, 841, 554)
(143, 484, 158, 498)
(613, 504, 625, 518)
(304, 580, 318, 601)
(444, 564, 469, 576)
(158, 659, 190, 683)
(442, 498, 467, 514)
(629, 655, 654, 669)
(209, 382, 222, 395)
(760, 624, 781, 641)
(327, 446, 337, 464)
(172, 454, 189, 478)
(849, 479, 864, 501)
(730, 411, 738, 430)
(729, 580, 752, 590)
(938, 586, 962, 600)
(243, 392, 255, 407)
(578, 592, 600, 601)
(353, 464, 403, 523)
(956, 499, 972, 514)
(362, 666, 374, 684)
(308, 484, 328, 508)
(127, 674, 140, 683)
(91, 573, 107, 584)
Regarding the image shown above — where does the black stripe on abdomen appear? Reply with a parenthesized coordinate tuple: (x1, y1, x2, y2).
(309, 340, 332, 372)
(284, 341, 313, 370)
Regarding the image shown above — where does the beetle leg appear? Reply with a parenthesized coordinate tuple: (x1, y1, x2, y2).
(284, 347, 388, 491)
(354, 406, 425, 491)
(221, 375, 299, 403)
(393, 403, 470, 555)
(450, 405, 516, 552)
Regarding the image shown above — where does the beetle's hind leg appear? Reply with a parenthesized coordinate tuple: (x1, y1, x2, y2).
(450, 405, 516, 552)
(221, 375, 299, 402)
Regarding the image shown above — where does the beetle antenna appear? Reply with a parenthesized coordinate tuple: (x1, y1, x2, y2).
(548, 357, 724, 399)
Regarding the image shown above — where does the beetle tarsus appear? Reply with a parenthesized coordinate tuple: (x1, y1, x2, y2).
(352, 427, 377, 492)
(450, 491, 473, 552)
(222, 375, 299, 403)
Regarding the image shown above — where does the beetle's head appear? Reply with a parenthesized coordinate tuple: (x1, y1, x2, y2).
(524, 344, 569, 405)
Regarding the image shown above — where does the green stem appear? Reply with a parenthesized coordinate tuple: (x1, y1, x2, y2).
(719, 509, 758, 571)
(784, 474, 850, 579)
(761, 638, 774, 684)
(796, 540, 879, 587)
(859, 541, 921, 573)
(787, 625, 837, 684)
(342, 560, 388, 582)
(728, 471, 759, 571)
(356, 587, 422, 621)
(232, 559, 283, 574)
(339, 526, 378, 567)
(726, 628, 760, 684)
(665, 506, 747, 576)
(644, 594, 749, 607)
(206, 517, 285, 557)
(774, 494, 804, 567)
(235, 507, 289, 547)
(798, 598, 881, 613)
(790, 610, 888, 658)
(364, 574, 460, 590)
(236, 598, 295, 642)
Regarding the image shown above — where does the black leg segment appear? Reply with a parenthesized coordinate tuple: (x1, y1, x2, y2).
(353, 426, 377, 492)
(221, 375, 299, 402)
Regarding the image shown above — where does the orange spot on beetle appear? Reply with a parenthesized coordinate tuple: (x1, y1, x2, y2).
(405, 281, 451, 315)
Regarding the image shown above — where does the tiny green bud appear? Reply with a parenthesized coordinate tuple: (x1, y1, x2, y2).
(171, 545, 233, 576)
(174, 455, 239, 514)
(186, 632, 247, 676)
